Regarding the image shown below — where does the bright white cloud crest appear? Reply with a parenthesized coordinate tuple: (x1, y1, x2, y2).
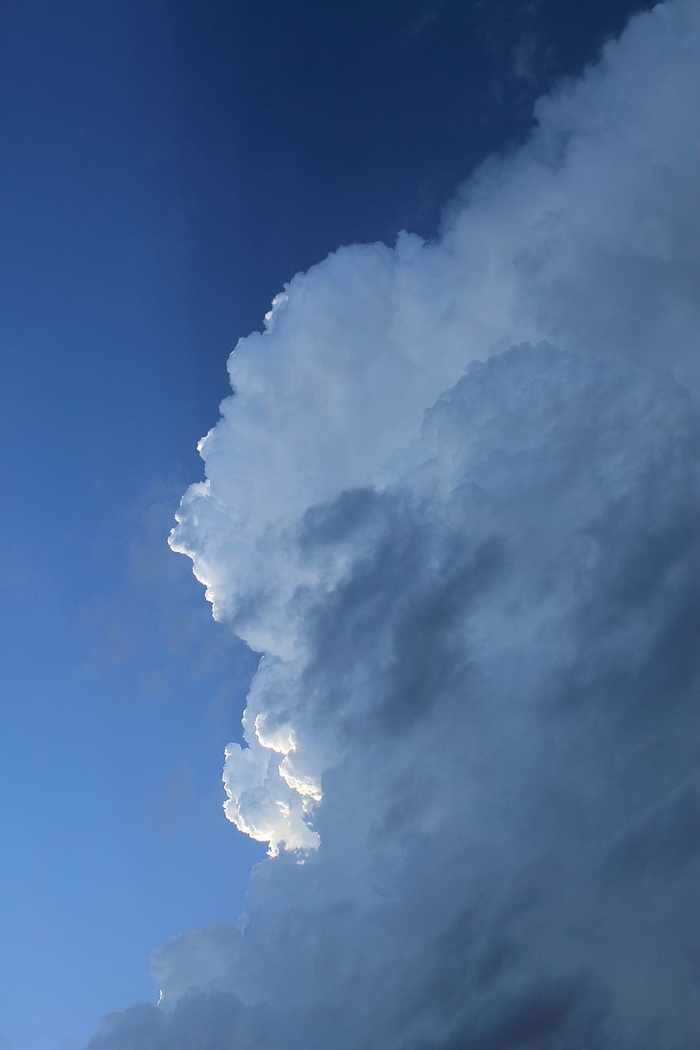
(91, 3, 699, 1047)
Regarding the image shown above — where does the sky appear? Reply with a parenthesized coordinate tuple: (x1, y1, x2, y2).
(0, 1, 697, 1048)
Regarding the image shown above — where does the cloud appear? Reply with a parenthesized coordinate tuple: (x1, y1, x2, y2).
(83, 992, 252, 1050)
(88, 2, 700, 1048)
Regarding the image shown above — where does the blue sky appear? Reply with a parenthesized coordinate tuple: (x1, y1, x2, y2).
(1, 4, 263, 1046)
(3, 2, 695, 1048)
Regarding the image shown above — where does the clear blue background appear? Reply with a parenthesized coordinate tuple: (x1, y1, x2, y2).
(0, 1, 651, 1046)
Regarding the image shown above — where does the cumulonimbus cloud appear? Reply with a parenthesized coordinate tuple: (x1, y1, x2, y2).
(88, 2, 700, 1047)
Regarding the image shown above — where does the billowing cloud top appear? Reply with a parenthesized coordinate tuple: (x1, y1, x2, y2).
(89, 3, 700, 1048)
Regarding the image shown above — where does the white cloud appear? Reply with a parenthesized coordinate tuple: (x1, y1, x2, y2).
(89, 2, 700, 1047)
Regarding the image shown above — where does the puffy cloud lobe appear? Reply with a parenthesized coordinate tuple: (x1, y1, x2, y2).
(91, 2, 700, 1048)
(86, 992, 258, 1050)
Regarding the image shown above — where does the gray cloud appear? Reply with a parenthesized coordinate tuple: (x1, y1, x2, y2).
(88, 2, 700, 1047)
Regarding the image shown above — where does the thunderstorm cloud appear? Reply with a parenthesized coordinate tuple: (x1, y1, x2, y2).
(88, 3, 699, 1047)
